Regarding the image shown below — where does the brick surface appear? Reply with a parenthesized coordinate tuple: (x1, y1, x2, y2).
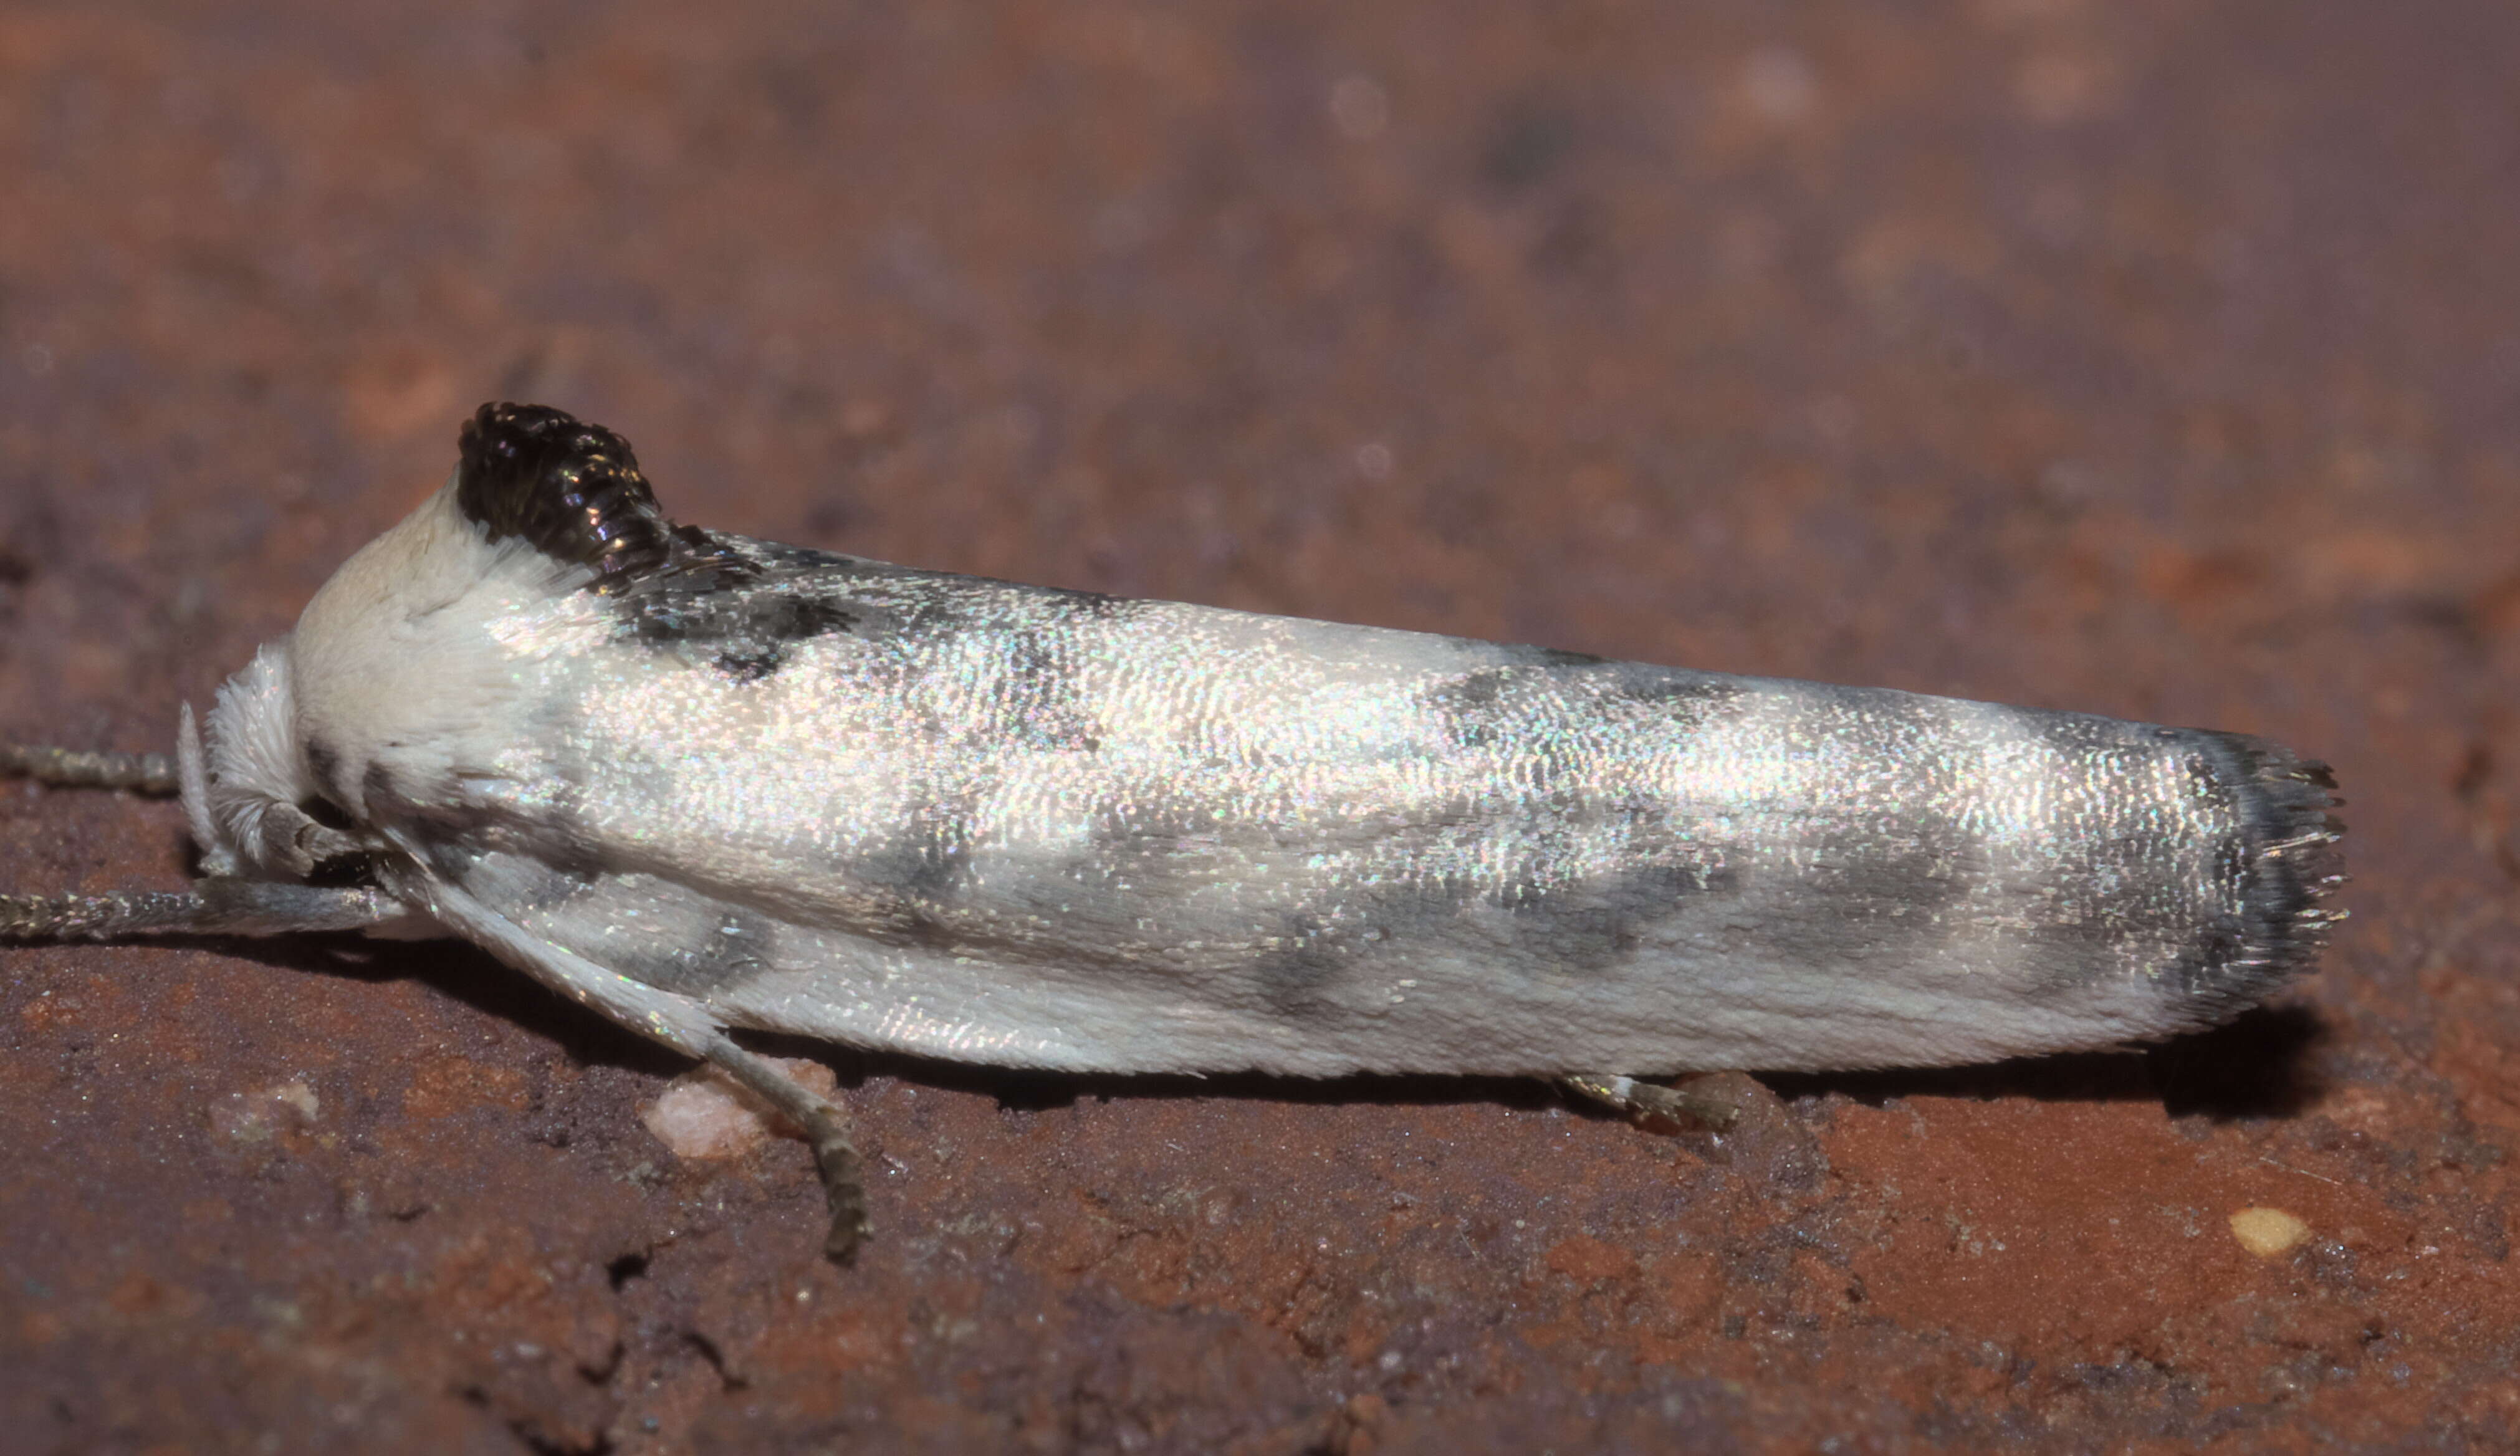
(4, 2, 2517, 1450)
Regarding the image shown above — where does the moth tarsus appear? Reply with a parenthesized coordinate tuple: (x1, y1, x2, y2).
(1560, 1073, 1746, 1133)
(2, 401, 2346, 1259)
(696, 1033, 870, 1262)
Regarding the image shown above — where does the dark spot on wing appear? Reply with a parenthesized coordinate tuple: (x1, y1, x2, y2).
(416, 836, 600, 913)
(1425, 668, 1518, 749)
(714, 649, 782, 682)
(405, 825, 779, 997)
(855, 809, 978, 906)
(754, 595, 858, 641)
(1236, 843, 1737, 1014)
(1711, 790, 1996, 973)
(1036, 585, 1122, 618)
(456, 403, 674, 588)
(1507, 644, 1610, 669)
(601, 901, 780, 996)
(1489, 858, 1737, 972)
(1605, 663, 1745, 710)
(992, 633, 1101, 750)
(418, 837, 471, 885)
(1061, 800, 1235, 907)
(701, 596, 862, 679)
(405, 800, 609, 889)
(1425, 654, 1745, 755)
(1813, 812, 1988, 927)
(742, 540, 860, 574)
(841, 806, 994, 953)
(610, 529, 862, 679)
(1250, 914, 1351, 1017)
(515, 861, 601, 912)
(598, 529, 1159, 708)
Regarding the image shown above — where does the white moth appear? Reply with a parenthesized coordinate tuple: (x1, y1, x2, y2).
(2, 403, 2346, 1258)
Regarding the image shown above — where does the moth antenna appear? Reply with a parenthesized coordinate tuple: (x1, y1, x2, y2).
(0, 881, 407, 940)
(0, 743, 179, 795)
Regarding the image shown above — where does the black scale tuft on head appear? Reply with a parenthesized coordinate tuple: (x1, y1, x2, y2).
(451, 403, 861, 677)
(456, 403, 676, 589)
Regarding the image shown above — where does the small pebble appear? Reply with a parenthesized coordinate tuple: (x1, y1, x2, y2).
(2228, 1206, 2311, 1258)
(639, 1058, 837, 1159)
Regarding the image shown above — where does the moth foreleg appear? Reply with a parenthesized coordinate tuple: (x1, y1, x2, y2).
(365, 868, 871, 1257)
(1, 881, 410, 939)
(698, 1035, 869, 1263)
(1, 743, 178, 795)
(1559, 1073, 1746, 1131)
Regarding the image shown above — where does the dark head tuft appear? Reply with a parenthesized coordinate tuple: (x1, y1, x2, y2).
(456, 403, 674, 588)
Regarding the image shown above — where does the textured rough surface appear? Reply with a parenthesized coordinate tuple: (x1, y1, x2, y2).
(2, 1, 2516, 1452)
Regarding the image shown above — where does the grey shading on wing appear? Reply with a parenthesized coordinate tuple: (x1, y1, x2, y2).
(367, 520, 2344, 1081)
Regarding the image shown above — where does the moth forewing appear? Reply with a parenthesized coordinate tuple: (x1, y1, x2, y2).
(2, 401, 2346, 1260)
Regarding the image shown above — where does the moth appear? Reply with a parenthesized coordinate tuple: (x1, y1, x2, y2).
(2, 403, 2346, 1258)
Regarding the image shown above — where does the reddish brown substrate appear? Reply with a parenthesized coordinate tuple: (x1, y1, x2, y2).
(4, 2, 2518, 1450)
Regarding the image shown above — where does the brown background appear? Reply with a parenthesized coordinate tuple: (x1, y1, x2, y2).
(4, 1, 2518, 1451)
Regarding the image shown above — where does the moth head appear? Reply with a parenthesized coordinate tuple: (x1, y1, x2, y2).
(184, 403, 669, 886)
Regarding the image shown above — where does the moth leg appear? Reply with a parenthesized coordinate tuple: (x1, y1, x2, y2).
(1559, 1073, 1745, 1131)
(1, 880, 410, 939)
(1, 744, 180, 795)
(395, 865, 873, 1260)
(696, 1035, 870, 1263)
